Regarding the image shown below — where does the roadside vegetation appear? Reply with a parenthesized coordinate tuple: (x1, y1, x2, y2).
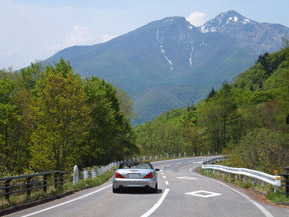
(0, 59, 138, 176)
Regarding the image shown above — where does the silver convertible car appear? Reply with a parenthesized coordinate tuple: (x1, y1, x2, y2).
(112, 161, 159, 193)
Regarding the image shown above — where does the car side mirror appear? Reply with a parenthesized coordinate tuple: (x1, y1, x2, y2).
(155, 168, 160, 171)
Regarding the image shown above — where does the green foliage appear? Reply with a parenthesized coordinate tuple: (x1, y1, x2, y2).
(0, 59, 136, 174)
(29, 66, 91, 171)
(135, 46, 289, 173)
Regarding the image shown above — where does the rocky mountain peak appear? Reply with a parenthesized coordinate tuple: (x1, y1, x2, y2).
(200, 10, 257, 33)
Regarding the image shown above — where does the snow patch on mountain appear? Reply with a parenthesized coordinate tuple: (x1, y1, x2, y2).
(156, 30, 174, 70)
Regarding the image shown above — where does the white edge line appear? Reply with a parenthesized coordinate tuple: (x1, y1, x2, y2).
(22, 184, 112, 217)
(189, 167, 274, 217)
(140, 188, 170, 217)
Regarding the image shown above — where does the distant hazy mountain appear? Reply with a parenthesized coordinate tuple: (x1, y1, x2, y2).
(45, 10, 289, 125)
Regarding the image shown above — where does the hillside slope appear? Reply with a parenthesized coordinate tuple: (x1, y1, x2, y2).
(45, 10, 289, 124)
(135, 43, 289, 173)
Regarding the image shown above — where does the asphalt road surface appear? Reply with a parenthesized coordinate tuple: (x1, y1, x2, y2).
(8, 157, 289, 217)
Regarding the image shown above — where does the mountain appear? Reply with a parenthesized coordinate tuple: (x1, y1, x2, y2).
(44, 10, 289, 125)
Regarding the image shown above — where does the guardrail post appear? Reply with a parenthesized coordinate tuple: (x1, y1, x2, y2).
(91, 169, 96, 178)
(218, 171, 220, 176)
(54, 173, 59, 188)
(27, 176, 32, 197)
(73, 165, 79, 185)
(5, 179, 12, 201)
(60, 173, 64, 187)
(243, 176, 246, 182)
(43, 174, 48, 193)
(261, 181, 264, 187)
(235, 174, 238, 180)
(252, 178, 255, 185)
(83, 170, 88, 180)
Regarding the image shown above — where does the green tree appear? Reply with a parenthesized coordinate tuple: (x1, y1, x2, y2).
(82, 77, 137, 166)
(0, 77, 20, 170)
(29, 62, 90, 171)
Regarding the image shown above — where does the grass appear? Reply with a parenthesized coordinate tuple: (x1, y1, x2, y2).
(267, 192, 289, 204)
(0, 169, 114, 211)
(201, 168, 289, 204)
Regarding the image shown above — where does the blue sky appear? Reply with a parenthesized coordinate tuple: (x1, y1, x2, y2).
(1, 0, 288, 69)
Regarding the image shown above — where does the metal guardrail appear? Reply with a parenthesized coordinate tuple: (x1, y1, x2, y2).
(203, 156, 227, 165)
(202, 164, 281, 191)
(0, 171, 65, 201)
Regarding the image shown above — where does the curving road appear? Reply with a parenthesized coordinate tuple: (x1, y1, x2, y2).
(8, 157, 289, 217)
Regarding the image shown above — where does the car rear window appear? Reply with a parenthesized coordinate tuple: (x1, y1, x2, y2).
(119, 162, 153, 169)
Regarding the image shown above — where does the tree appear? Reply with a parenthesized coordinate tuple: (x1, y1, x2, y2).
(0, 77, 20, 170)
(206, 87, 216, 101)
(82, 77, 137, 166)
(29, 61, 91, 171)
(116, 87, 137, 119)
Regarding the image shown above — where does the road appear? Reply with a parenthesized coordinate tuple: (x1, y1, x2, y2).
(8, 157, 289, 217)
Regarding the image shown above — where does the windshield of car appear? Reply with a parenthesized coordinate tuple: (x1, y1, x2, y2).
(119, 162, 153, 169)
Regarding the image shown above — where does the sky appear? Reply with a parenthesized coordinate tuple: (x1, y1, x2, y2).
(1, 0, 288, 70)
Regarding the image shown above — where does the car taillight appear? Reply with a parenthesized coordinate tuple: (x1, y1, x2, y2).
(115, 172, 125, 178)
(144, 172, 154, 178)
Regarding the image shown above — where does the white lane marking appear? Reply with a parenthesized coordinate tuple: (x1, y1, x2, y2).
(193, 161, 203, 163)
(161, 172, 164, 175)
(140, 188, 170, 217)
(186, 190, 221, 198)
(22, 184, 112, 217)
(177, 176, 197, 180)
(189, 167, 274, 217)
(165, 181, 169, 186)
(163, 176, 167, 179)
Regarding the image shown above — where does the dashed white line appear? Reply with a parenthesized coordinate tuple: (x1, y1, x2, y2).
(140, 188, 170, 217)
(163, 176, 167, 179)
(21, 184, 112, 217)
(165, 181, 169, 186)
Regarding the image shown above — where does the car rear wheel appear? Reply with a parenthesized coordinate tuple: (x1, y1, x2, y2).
(112, 185, 119, 193)
(152, 183, 158, 193)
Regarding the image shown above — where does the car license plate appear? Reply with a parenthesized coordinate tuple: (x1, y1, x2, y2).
(128, 173, 139, 178)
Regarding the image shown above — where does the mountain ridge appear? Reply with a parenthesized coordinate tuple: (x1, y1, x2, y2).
(44, 10, 289, 125)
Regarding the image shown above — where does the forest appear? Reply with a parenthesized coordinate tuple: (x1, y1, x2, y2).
(0, 59, 139, 175)
(135, 39, 289, 174)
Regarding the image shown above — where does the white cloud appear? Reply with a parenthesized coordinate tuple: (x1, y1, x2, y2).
(186, 12, 207, 27)
(101, 34, 118, 42)
(64, 25, 98, 47)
